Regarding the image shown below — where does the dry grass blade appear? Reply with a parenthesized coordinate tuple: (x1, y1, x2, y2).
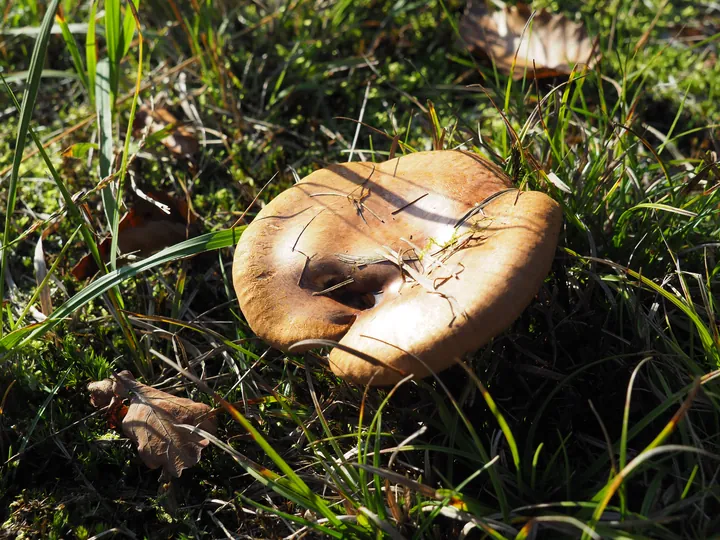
(32, 236, 52, 317)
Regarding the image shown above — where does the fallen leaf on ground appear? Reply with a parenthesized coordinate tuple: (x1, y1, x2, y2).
(460, 1, 598, 78)
(87, 379, 114, 408)
(88, 371, 217, 477)
(71, 190, 199, 280)
(106, 398, 129, 429)
(133, 105, 199, 158)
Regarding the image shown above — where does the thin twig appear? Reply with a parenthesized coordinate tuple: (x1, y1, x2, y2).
(347, 82, 371, 163)
(391, 193, 428, 215)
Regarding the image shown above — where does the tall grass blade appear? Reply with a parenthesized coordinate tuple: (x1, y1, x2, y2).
(121, 0, 140, 57)
(104, 0, 121, 100)
(0, 228, 244, 358)
(110, 0, 142, 278)
(95, 58, 118, 268)
(0, 0, 61, 335)
(55, 10, 89, 93)
(86, 0, 98, 104)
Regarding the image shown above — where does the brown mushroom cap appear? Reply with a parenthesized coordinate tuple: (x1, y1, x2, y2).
(233, 150, 562, 385)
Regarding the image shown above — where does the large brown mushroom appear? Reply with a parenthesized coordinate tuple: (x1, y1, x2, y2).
(233, 150, 561, 385)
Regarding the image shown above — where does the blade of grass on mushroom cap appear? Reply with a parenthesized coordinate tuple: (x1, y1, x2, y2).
(0, 228, 244, 359)
(0, 0, 61, 336)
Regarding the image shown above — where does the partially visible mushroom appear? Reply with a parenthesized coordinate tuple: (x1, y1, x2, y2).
(460, 1, 598, 79)
(233, 150, 561, 385)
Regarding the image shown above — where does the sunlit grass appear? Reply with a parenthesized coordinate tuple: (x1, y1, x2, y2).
(0, 0, 718, 538)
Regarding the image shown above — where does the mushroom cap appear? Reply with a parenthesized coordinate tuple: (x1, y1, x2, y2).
(233, 150, 561, 385)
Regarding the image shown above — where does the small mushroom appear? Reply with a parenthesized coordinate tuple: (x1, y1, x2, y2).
(233, 150, 561, 385)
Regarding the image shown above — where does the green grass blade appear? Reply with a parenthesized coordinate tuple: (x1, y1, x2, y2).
(570, 250, 719, 364)
(619, 357, 652, 518)
(95, 58, 118, 268)
(121, 0, 140, 57)
(0, 228, 244, 357)
(104, 0, 121, 99)
(55, 11, 89, 93)
(586, 445, 720, 539)
(618, 203, 697, 225)
(156, 354, 351, 530)
(0, 0, 61, 336)
(180, 425, 349, 538)
(86, 0, 98, 104)
(110, 1, 143, 279)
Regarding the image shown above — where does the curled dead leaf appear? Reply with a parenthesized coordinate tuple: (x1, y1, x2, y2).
(71, 190, 199, 280)
(106, 398, 129, 429)
(134, 105, 199, 158)
(87, 379, 115, 408)
(460, 1, 599, 78)
(113, 371, 217, 478)
(88, 371, 217, 477)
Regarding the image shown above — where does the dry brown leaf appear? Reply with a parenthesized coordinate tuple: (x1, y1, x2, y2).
(71, 190, 199, 280)
(112, 371, 217, 478)
(87, 379, 114, 408)
(133, 105, 199, 158)
(106, 398, 129, 429)
(460, 1, 598, 79)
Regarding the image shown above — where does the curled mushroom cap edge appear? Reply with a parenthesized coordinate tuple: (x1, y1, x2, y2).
(232, 150, 562, 385)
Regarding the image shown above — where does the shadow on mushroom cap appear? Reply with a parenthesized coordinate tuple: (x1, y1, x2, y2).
(232, 150, 562, 385)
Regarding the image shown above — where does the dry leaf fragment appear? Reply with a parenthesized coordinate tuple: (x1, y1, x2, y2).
(113, 371, 217, 478)
(87, 379, 115, 408)
(33, 236, 53, 317)
(106, 398, 129, 429)
(71, 191, 199, 280)
(460, 1, 598, 79)
(133, 105, 199, 158)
